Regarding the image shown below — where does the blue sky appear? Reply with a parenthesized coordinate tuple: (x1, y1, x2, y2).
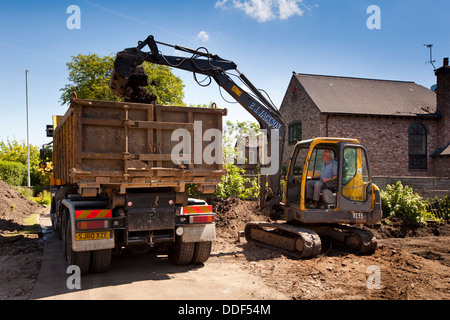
(0, 0, 449, 147)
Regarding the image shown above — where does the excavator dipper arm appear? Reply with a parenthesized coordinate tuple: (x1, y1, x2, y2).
(110, 35, 285, 214)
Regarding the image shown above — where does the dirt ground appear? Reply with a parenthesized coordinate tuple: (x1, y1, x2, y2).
(0, 181, 44, 300)
(211, 198, 450, 300)
(1, 181, 449, 300)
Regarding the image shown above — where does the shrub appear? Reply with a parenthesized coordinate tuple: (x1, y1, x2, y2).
(0, 160, 28, 186)
(240, 177, 260, 200)
(186, 164, 261, 200)
(381, 181, 433, 223)
(214, 164, 247, 199)
(12, 186, 34, 200)
(33, 190, 51, 206)
(428, 196, 450, 220)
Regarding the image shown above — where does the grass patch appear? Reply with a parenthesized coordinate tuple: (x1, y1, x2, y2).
(0, 213, 41, 242)
(22, 213, 40, 235)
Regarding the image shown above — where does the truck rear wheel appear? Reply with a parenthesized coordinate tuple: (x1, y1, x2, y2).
(91, 249, 112, 273)
(191, 241, 212, 264)
(64, 214, 90, 275)
(168, 237, 195, 265)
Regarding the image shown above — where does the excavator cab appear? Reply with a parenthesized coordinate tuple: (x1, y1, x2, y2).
(284, 138, 382, 225)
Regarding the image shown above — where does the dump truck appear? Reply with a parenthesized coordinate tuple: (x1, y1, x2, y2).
(44, 93, 226, 274)
(109, 35, 382, 258)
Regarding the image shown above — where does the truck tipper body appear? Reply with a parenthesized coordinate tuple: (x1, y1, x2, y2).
(47, 95, 226, 274)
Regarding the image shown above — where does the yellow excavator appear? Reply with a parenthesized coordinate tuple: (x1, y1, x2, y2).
(109, 35, 382, 258)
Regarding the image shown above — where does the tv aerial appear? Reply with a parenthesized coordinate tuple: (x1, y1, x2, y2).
(424, 44, 436, 71)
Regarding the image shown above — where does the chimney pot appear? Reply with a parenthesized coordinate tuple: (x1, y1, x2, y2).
(444, 57, 449, 67)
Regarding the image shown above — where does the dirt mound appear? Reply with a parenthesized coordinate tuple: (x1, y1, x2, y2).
(214, 198, 266, 234)
(0, 180, 42, 234)
(0, 180, 44, 299)
(212, 198, 450, 241)
(368, 217, 450, 239)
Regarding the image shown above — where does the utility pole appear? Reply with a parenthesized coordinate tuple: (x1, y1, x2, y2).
(25, 70, 30, 187)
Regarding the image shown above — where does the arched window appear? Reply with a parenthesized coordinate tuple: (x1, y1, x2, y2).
(408, 123, 427, 170)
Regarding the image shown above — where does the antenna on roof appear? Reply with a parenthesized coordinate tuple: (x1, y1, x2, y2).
(424, 44, 436, 71)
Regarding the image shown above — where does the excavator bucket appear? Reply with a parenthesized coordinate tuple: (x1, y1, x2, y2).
(109, 51, 138, 97)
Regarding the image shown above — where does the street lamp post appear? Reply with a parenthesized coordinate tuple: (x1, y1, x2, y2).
(25, 70, 30, 187)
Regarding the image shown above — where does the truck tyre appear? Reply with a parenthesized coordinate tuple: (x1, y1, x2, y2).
(91, 249, 112, 273)
(168, 237, 195, 266)
(64, 212, 90, 275)
(191, 241, 212, 264)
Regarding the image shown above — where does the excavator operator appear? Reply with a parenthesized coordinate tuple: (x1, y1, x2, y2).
(306, 150, 337, 209)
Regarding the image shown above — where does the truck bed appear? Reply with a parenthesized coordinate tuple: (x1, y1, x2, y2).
(53, 96, 226, 196)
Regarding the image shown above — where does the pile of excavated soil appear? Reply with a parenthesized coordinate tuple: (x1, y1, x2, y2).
(0, 181, 43, 234)
(212, 197, 450, 242)
(368, 217, 450, 239)
(0, 180, 44, 300)
(212, 198, 269, 253)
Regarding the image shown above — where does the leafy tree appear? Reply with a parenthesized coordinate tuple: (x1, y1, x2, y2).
(223, 120, 261, 164)
(0, 138, 40, 168)
(60, 54, 185, 105)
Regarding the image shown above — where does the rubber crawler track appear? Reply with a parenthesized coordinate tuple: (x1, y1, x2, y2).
(244, 222, 322, 259)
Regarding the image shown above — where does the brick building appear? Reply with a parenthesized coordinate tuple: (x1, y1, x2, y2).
(279, 58, 450, 179)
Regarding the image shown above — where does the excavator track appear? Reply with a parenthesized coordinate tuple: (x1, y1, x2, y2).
(244, 222, 322, 259)
(340, 225, 377, 254)
(318, 225, 378, 255)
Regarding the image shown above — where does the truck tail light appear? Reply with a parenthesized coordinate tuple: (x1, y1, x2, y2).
(189, 215, 214, 224)
(77, 220, 109, 230)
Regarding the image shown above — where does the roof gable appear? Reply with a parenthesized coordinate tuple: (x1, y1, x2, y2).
(294, 73, 437, 117)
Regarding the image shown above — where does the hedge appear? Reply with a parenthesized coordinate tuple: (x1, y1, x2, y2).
(0, 160, 28, 186)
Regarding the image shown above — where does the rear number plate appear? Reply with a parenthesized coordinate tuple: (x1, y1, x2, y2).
(76, 231, 111, 241)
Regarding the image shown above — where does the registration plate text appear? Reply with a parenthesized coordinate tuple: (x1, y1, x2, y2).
(76, 231, 111, 241)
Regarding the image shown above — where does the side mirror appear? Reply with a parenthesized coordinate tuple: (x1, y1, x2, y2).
(40, 148, 47, 161)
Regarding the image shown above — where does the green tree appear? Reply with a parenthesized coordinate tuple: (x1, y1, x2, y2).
(223, 120, 261, 164)
(0, 138, 40, 168)
(60, 54, 185, 105)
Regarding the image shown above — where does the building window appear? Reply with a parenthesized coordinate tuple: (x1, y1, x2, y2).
(408, 123, 427, 170)
(289, 121, 302, 145)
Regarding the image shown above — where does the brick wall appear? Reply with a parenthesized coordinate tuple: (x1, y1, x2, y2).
(326, 115, 439, 177)
(435, 58, 450, 148)
(280, 76, 322, 165)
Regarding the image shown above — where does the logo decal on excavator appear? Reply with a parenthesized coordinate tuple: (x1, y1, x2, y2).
(248, 102, 282, 130)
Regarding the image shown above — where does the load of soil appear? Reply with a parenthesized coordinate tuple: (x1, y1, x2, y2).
(123, 66, 158, 104)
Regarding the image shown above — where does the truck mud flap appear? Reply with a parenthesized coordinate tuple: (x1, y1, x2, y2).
(180, 224, 216, 243)
(126, 191, 175, 232)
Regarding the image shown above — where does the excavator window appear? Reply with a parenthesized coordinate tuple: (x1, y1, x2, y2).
(286, 146, 309, 205)
(308, 148, 336, 178)
(342, 147, 370, 202)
